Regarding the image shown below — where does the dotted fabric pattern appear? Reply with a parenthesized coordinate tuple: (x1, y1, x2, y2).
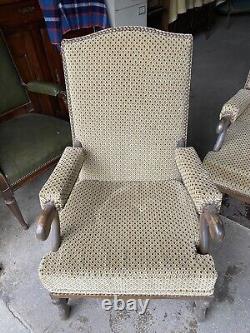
(39, 147, 85, 211)
(204, 105, 250, 198)
(220, 89, 250, 123)
(39, 179, 217, 296)
(38, 28, 219, 297)
(175, 147, 222, 214)
(61, 27, 193, 181)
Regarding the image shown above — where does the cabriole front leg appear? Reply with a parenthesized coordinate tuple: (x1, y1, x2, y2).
(193, 298, 213, 321)
(198, 205, 225, 254)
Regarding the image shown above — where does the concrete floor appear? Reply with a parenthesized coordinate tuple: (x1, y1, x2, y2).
(1, 13, 250, 333)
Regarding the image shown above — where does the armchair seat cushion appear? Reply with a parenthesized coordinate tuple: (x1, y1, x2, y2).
(39, 179, 217, 297)
(204, 106, 250, 199)
(0, 113, 72, 186)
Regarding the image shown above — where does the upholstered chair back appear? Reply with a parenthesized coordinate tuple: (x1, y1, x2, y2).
(0, 34, 28, 115)
(62, 27, 193, 181)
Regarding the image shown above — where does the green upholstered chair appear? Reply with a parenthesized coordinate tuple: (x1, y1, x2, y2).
(0, 35, 71, 229)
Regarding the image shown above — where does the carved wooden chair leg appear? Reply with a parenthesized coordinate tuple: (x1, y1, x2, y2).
(0, 174, 28, 229)
(193, 298, 212, 322)
(5, 195, 28, 230)
(198, 205, 225, 255)
(50, 295, 71, 320)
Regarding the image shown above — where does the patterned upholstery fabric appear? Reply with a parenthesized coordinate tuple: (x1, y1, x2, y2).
(220, 88, 250, 123)
(175, 147, 222, 214)
(38, 27, 219, 297)
(204, 105, 250, 199)
(40, 147, 85, 210)
(39, 180, 217, 296)
(62, 27, 192, 181)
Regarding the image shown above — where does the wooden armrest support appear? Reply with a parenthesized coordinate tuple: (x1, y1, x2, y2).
(25, 81, 64, 97)
(213, 116, 231, 152)
(36, 202, 61, 252)
(24, 81, 67, 107)
(198, 205, 225, 255)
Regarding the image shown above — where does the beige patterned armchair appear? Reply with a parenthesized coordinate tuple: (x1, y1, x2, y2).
(36, 27, 224, 321)
(204, 71, 250, 205)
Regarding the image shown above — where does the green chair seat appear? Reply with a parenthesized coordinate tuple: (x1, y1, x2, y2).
(0, 113, 72, 186)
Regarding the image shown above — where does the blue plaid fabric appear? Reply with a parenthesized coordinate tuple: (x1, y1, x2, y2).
(39, 0, 110, 46)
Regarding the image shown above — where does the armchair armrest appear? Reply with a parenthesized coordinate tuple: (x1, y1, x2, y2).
(39, 145, 85, 211)
(175, 147, 224, 254)
(220, 88, 250, 123)
(213, 88, 250, 151)
(25, 81, 65, 97)
(175, 147, 222, 214)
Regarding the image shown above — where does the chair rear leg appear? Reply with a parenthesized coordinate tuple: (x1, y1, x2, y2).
(50, 295, 71, 320)
(5, 195, 28, 230)
(0, 175, 28, 229)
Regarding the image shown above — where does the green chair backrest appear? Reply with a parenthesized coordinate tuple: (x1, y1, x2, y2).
(0, 34, 28, 115)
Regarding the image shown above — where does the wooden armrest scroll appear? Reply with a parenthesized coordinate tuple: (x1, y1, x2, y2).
(24, 81, 67, 107)
(213, 116, 231, 152)
(36, 202, 61, 252)
(26, 81, 64, 97)
(198, 205, 225, 255)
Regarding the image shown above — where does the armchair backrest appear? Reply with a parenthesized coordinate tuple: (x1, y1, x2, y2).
(62, 27, 193, 181)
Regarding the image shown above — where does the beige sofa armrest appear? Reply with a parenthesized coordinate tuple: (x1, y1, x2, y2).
(39, 146, 85, 211)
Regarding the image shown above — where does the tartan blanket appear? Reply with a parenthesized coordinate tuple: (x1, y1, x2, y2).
(39, 0, 110, 46)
